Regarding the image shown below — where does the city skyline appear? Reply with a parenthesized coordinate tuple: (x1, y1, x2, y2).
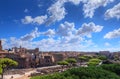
(0, 0, 120, 51)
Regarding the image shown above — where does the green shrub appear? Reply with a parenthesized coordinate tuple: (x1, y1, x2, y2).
(87, 58, 101, 66)
(31, 66, 120, 79)
(101, 64, 120, 75)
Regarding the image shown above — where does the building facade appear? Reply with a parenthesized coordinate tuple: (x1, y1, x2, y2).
(0, 40, 2, 51)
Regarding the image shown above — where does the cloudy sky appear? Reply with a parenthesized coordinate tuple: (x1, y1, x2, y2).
(0, 0, 120, 52)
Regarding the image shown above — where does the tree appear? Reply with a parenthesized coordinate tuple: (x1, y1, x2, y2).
(87, 58, 101, 66)
(78, 56, 89, 66)
(58, 61, 69, 66)
(101, 64, 120, 75)
(31, 66, 120, 79)
(0, 58, 18, 79)
(0, 67, 2, 74)
(102, 59, 113, 64)
(65, 58, 77, 66)
(98, 55, 107, 60)
(113, 55, 119, 61)
(57, 61, 69, 68)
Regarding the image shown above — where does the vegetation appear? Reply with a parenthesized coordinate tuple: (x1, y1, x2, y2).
(31, 66, 120, 79)
(65, 58, 77, 66)
(0, 66, 2, 74)
(0, 58, 18, 79)
(101, 64, 120, 75)
(78, 56, 90, 65)
(57, 61, 69, 66)
(98, 55, 107, 60)
(78, 56, 89, 62)
(113, 55, 119, 61)
(87, 58, 101, 66)
(30, 54, 120, 79)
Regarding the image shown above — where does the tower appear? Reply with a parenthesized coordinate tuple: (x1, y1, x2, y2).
(0, 40, 2, 51)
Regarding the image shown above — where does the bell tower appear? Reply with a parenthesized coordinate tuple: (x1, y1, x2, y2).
(0, 40, 2, 51)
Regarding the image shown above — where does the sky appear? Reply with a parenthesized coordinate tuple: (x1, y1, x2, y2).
(0, 0, 120, 52)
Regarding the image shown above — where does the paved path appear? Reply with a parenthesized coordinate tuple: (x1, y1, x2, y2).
(4, 65, 62, 79)
(15, 74, 30, 79)
(4, 70, 36, 79)
(15, 70, 37, 79)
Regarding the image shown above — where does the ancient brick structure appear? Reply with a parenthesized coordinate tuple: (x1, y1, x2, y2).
(0, 40, 2, 51)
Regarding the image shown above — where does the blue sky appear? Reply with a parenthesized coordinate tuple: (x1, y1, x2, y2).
(0, 0, 120, 52)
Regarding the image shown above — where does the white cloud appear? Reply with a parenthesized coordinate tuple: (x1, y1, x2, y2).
(105, 3, 120, 19)
(104, 28, 120, 39)
(9, 37, 35, 49)
(36, 21, 102, 51)
(1, 38, 7, 45)
(20, 27, 40, 41)
(34, 38, 94, 51)
(3, 36, 118, 51)
(57, 21, 76, 37)
(42, 29, 55, 37)
(101, 47, 120, 52)
(24, 9, 29, 13)
(21, 15, 47, 25)
(38, 4, 43, 8)
(21, 16, 33, 24)
(0, 38, 8, 49)
(46, 0, 66, 25)
(2, 21, 104, 51)
(82, 0, 114, 18)
(105, 42, 110, 46)
(3, 27, 40, 48)
(10, 37, 22, 47)
(45, 0, 81, 25)
(68, 0, 81, 5)
(33, 15, 47, 25)
(77, 22, 103, 38)
(21, 0, 113, 25)
(119, 41, 120, 44)
(2, 28, 41, 49)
